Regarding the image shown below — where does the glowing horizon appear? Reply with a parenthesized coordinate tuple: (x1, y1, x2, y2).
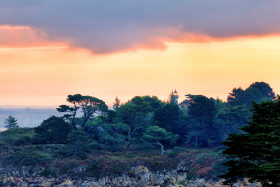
(1, 32, 280, 107)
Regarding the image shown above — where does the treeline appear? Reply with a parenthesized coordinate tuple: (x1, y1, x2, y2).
(3, 81, 276, 158)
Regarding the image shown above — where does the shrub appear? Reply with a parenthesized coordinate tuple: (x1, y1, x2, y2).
(89, 142, 103, 151)
(168, 146, 184, 158)
(41, 168, 57, 177)
(7, 150, 52, 166)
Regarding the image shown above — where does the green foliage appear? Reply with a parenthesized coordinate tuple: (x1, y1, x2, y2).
(57, 94, 108, 129)
(117, 96, 152, 148)
(168, 146, 184, 158)
(227, 82, 275, 109)
(113, 96, 121, 111)
(4, 115, 18, 129)
(66, 128, 91, 158)
(154, 102, 183, 135)
(220, 97, 280, 186)
(0, 127, 35, 146)
(7, 150, 52, 166)
(41, 168, 57, 177)
(86, 160, 102, 177)
(101, 123, 128, 150)
(34, 116, 72, 144)
(141, 95, 165, 112)
(143, 126, 179, 155)
(185, 95, 218, 148)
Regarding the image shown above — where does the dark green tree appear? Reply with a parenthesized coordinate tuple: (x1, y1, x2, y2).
(117, 96, 152, 148)
(141, 95, 165, 112)
(67, 128, 91, 158)
(185, 95, 217, 148)
(227, 82, 275, 109)
(248, 82, 275, 101)
(217, 104, 251, 137)
(143, 126, 179, 155)
(220, 97, 280, 186)
(154, 103, 182, 135)
(4, 115, 18, 129)
(57, 94, 108, 129)
(113, 97, 121, 111)
(102, 123, 128, 150)
(34, 116, 72, 144)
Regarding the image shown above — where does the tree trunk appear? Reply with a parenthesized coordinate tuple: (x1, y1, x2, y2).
(157, 141, 165, 155)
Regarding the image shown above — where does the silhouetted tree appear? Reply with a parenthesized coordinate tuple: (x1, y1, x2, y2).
(57, 94, 108, 129)
(34, 116, 72, 144)
(113, 97, 121, 111)
(4, 115, 18, 129)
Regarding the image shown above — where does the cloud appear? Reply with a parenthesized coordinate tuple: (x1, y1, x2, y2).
(0, 0, 280, 53)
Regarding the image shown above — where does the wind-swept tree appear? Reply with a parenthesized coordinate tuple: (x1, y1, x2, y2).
(57, 94, 108, 129)
(117, 96, 152, 149)
(143, 126, 179, 155)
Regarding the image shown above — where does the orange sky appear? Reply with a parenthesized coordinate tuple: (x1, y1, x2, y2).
(0, 26, 280, 107)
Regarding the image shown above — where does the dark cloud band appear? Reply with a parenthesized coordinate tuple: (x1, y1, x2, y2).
(1, 0, 280, 53)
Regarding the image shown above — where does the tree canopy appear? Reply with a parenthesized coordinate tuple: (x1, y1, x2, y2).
(34, 116, 72, 144)
(117, 96, 152, 148)
(57, 94, 108, 129)
(220, 97, 280, 186)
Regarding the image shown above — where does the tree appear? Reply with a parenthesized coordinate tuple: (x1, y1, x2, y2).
(154, 103, 182, 135)
(185, 95, 217, 148)
(217, 104, 251, 137)
(117, 96, 152, 148)
(227, 82, 275, 109)
(220, 97, 280, 186)
(4, 115, 18, 129)
(141, 95, 165, 112)
(67, 128, 91, 158)
(248, 82, 275, 101)
(113, 97, 121, 111)
(57, 94, 108, 129)
(143, 126, 179, 155)
(34, 116, 72, 144)
(102, 123, 129, 150)
(167, 90, 176, 104)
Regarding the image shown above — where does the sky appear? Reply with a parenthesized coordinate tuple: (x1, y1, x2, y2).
(1, 0, 280, 107)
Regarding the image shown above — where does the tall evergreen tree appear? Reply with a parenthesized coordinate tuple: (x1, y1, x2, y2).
(113, 96, 121, 111)
(4, 115, 18, 129)
(220, 97, 280, 186)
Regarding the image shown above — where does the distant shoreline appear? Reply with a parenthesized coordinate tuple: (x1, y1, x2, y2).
(0, 105, 57, 109)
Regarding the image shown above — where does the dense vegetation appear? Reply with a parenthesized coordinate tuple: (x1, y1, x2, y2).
(220, 96, 280, 186)
(0, 81, 277, 182)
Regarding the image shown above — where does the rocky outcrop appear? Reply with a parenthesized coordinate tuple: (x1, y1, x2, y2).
(1, 163, 188, 187)
(0, 162, 261, 187)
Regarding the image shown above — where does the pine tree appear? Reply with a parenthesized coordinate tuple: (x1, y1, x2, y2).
(4, 115, 19, 129)
(220, 96, 280, 186)
(113, 96, 121, 110)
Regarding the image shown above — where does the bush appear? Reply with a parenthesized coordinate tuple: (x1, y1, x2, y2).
(7, 150, 52, 166)
(168, 146, 184, 158)
(0, 128, 36, 145)
(41, 168, 57, 177)
(89, 142, 103, 151)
